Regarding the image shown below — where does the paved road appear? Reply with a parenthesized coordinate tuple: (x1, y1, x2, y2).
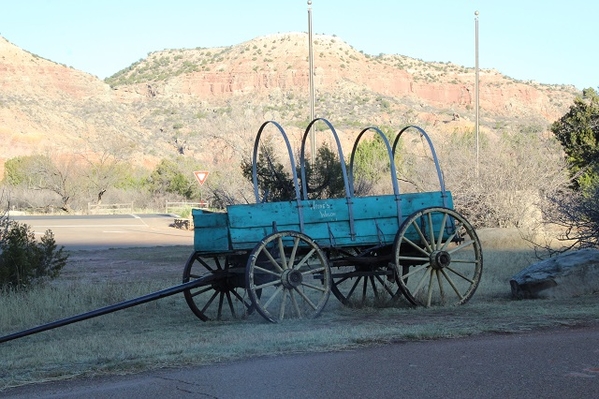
(10, 214, 193, 250)
(3, 326, 598, 398)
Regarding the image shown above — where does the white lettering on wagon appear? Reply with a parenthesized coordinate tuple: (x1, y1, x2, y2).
(309, 201, 336, 219)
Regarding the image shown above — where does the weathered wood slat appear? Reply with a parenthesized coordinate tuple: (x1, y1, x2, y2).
(193, 191, 452, 254)
(193, 211, 230, 252)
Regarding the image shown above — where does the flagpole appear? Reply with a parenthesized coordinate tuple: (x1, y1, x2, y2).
(308, 0, 315, 163)
(474, 10, 480, 179)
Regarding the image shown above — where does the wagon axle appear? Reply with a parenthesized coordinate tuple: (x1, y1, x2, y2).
(431, 251, 451, 270)
(281, 269, 304, 289)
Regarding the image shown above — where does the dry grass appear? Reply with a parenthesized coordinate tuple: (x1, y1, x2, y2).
(1, 228, 598, 391)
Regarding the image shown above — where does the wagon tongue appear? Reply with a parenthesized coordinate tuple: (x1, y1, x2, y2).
(0, 277, 214, 344)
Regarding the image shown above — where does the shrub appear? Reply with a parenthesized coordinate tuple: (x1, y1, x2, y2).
(541, 184, 599, 251)
(0, 214, 68, 290)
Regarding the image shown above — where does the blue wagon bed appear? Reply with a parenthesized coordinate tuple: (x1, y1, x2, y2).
(183, 119, 483, 323)
(193, 191, 451, 254)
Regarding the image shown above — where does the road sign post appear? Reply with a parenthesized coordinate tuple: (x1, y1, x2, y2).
(193, 171, 209, 204)
(193, 171, 209, 186)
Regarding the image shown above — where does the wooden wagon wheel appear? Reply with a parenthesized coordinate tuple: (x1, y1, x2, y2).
(392, 207, 483, 307)
(329, 246, 401, 307)
(182, 251, 254, 321)
(246, 231, 332, 323)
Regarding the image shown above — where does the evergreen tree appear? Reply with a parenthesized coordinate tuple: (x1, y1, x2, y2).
(551, 88, 599, 191)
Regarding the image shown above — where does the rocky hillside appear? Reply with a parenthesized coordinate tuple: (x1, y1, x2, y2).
(0, 32, 579, 176)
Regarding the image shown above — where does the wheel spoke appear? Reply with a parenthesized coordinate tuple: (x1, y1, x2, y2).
(263, 248, 284, 272)
(401, 240, 430, 257)
(436, 212, 449, 249)
(287, 237, 301, 270)
(440, 268, 465, 300)
(217, 292, 225, 319)
(254, 279, 281, 290)
(346, 277, 361, 300)
(294, 286, 318, 311)
(374, 274, 396, 296)
(333, 274, 350, 286)
(277, 236, 288, 270)
(201, 290, 219, 314)
(230, 289, 253, 312)
(439, 221, 465, 251)
(361, 275, 368, 301)
(436, 269, 446, 305)
(301, 281, 327, 292)
(427, 212, 436, 251)
(290, 290, 302, 317)
(408, 221, 434, 253)
(294, 248, 318, 270)
(397, 254, 429, 262)
(253, 265, 282, 278)
(262, 285, 284, 309)
(278, 289, 288, 320)
(302, 266, 326, 275)
(426, 269, 435, 307)
(445, 266, 476, 284)
(226, 291, 236, 318)
(367, 276, 379, 299)
(195, 258, 216, 271)
(190, 286, 213, 298)
(401, 262, 431, 280)
(446, 238, 475, 254)
(410, 267, 431, 299)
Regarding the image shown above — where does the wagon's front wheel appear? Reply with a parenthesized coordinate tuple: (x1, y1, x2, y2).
(246, 231, 332, 323)
(393, 207, 483, 307)
(182, 252, 253, 321)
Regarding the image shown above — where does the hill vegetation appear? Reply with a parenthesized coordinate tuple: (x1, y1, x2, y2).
(0, 32, 584, 230)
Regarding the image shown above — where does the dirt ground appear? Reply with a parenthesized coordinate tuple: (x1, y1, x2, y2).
(57, 227, 525, 284)
(56, 246, 194, 285)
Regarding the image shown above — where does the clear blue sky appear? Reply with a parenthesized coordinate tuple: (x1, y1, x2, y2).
(0, 0, 596, 91)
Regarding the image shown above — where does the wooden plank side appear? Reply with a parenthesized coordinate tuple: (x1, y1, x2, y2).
(192, 209, 231, 253)
(229, 226, 274, 250)
(227, 198, 353, 229)
(228, 220, 379, 250)
(399, 191, 453, 218)
(226, 191, 453, 251)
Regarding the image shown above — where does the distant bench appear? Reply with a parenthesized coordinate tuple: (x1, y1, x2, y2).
(88, 202, 134, 214)
(165, 201, 209, 215)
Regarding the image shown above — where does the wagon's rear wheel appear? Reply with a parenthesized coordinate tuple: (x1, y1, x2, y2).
(246, 231, 332, 323)
(182, 251, 253, 321)
(393, 207, 483, 307)
(330, 246, 401, 307)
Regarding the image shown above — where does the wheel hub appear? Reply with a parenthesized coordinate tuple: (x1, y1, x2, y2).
(430, 250, 451, 270)
(281, 269, 303, 289)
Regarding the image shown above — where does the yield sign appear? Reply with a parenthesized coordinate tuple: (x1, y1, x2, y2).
(193, 171, 209, 186)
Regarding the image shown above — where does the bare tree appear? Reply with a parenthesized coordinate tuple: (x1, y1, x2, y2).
(539, 186, 599, 252)
(394, 127, 570, 229)
(75, 133, 135, 204)
(27, 155, 82, 212)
